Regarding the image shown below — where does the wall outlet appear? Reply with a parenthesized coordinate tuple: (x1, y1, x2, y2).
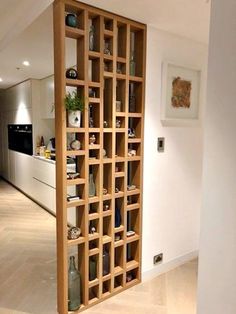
(153, 253, 163, 265)
(157, 137, 165, 152)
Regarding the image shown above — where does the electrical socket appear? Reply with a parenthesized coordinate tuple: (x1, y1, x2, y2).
(153, 253, 163, 265)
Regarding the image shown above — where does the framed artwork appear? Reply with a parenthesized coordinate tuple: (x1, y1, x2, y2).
(161, 62, 202, 126)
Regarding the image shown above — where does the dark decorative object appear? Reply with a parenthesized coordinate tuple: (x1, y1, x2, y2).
(129, 83, 136, 112)
(89, 257, 97, 281)
(103, 249, 110, 276)
(103, 203, 109, 211)
(115, 207, 121, 228)
(89, 104, 94, 128)
(68, 256, 81, 311)
(89, 88, 96, 98)
(68, 227, 81, 240)
(89, 221, 96, 234)
(128, 128, 136, 138)
(66, 68, 78, 80)
(65, 13, 77, 28)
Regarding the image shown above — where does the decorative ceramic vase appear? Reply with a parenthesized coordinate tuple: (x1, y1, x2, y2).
(66, 68, 78, 80)
(103, 121, 108, 128)
(68, 110, 81, 127)
(89, 173, 96, 197)
(89, 257, 97, 281)
(68, 256, 81, 311)
(70, 140, 81, 150)
(68, 227, 81, 240)
(65, 13, 77, 28)
(103, 249, 110, 276)
(89, 25, 95, 51)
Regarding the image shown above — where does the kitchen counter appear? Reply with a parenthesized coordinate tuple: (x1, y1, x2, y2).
(33, 155, 56, 164)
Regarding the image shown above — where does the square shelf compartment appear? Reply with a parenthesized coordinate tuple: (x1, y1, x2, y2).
(114, 246, 124, 270)
(114, 274, 124, 291)
(127, 209, 140, 236)
(88, 57, 100, 82)
(88, 14, 101, 53)
(89, 103, 100, 128)
(129, 82, 143, 113)
(89, 254, 99, 281)
(116, 62, 126, 75)
(65, 6, 85, 30)
(103, 216, 112, 238)
(130, 28, 144, 77)
(103, 163, 112, 195)
(89, 164, 100, 198)
(102, 279, 111, 297)
(128, 142, 141, 158)
(104, 18, 113, 31)
(67, 132, 85, 151)
(104, 38, 113, 56)
(127, 160, 140, 189)
(128, 117, 142, 138)
(67, 184, 85, 202)
(89, 285, 99, 304)
(104, 60, 113, 73)
(117, 22, 127, 59)
(89, 202, 100, 215)
(116, 80, 126, 113)
(67, 204, 85, 237)
(89, 148, 100, 161)
(89, 86, 100, 99)
(104, 78, 113, 128)
(89, 132, 100, 146)
(126, 239, 139, 263)
(126, 268, 139, 285)
(103, 243, 111, 277)
(116, 133, 125, 158)
(103, 133, 112, 158)
(115, 177, 124, 195)
(89, 218, 99, 236)
(115, 116, 125, 129)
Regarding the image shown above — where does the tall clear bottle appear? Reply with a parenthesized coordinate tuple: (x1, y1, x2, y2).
(89, 173, 96, 197)
(130, 53, 136, 76)
(68, 256, 81, 311)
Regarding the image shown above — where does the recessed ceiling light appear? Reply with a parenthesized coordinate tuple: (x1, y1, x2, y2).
(0, 78, 3, 82)
(22, 60, 30, 66)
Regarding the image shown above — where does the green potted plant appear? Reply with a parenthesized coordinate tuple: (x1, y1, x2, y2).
(65, 91, 84, 127)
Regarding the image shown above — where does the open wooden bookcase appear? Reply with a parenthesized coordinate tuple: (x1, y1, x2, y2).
(53, 0, 146, 312)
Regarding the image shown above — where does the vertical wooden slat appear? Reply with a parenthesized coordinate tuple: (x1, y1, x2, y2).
(53, 1, 67, 313)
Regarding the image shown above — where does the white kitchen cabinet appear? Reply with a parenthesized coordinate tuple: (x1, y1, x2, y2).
(40, 75, 55, 119)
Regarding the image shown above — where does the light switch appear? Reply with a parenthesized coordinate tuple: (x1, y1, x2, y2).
(157, 137, 165, 152)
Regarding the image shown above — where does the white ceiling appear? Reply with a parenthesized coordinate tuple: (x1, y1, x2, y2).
(0, 0, 211, 89)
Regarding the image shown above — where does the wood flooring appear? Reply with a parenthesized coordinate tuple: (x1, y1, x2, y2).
(0, 179, 197, 314)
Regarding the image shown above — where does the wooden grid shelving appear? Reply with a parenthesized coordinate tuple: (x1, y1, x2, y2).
(54, 0, 146, 313)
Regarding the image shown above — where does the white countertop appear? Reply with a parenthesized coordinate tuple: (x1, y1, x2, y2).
(33, 155, 56, 164)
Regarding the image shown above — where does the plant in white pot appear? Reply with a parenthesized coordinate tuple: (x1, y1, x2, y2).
(65, 91, 84, 127)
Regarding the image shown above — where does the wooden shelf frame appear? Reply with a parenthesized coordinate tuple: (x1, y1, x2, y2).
(54, 0, 146, 313)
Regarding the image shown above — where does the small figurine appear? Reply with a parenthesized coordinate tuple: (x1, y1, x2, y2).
(89, 88, 96, 98)
(116, 119, 121, 128)
(115, 166, 120, 172)
(127, 184, 136, 191)
(103, 120, 109, 128)
(103, 204, 109, 211)
(104, 41, 111, 55)
(68, 227, 81, 240)
(128, 128, 136, 138)
(128, 149, 136, 157)
(89, 134, 96, 145)
(116, 63, 122, 74)
(115, 187, 119, 193)
(103, 149, 107, 158)
(103, 188, 108, 195)
(115, 233, 121, 241)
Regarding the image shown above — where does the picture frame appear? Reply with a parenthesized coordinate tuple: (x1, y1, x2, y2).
(161, 61, 202, 126)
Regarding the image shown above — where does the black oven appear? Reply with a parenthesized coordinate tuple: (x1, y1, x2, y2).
(8, 124, 33, 156)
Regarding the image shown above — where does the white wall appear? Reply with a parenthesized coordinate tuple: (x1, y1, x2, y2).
(142, 27, 208, 276)
(197, 1, 236, 313)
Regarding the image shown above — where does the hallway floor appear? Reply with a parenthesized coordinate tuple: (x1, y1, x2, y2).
(0, 179, 197, 314)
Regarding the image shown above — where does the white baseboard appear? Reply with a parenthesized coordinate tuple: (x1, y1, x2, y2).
(142, 250, 198, 282)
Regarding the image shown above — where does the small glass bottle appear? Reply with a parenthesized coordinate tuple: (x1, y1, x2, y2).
(130, 54, 136, 76)
(89, 173, 96, 197)
(89, 25, 95, 51)
(68, 256, 81, 311)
